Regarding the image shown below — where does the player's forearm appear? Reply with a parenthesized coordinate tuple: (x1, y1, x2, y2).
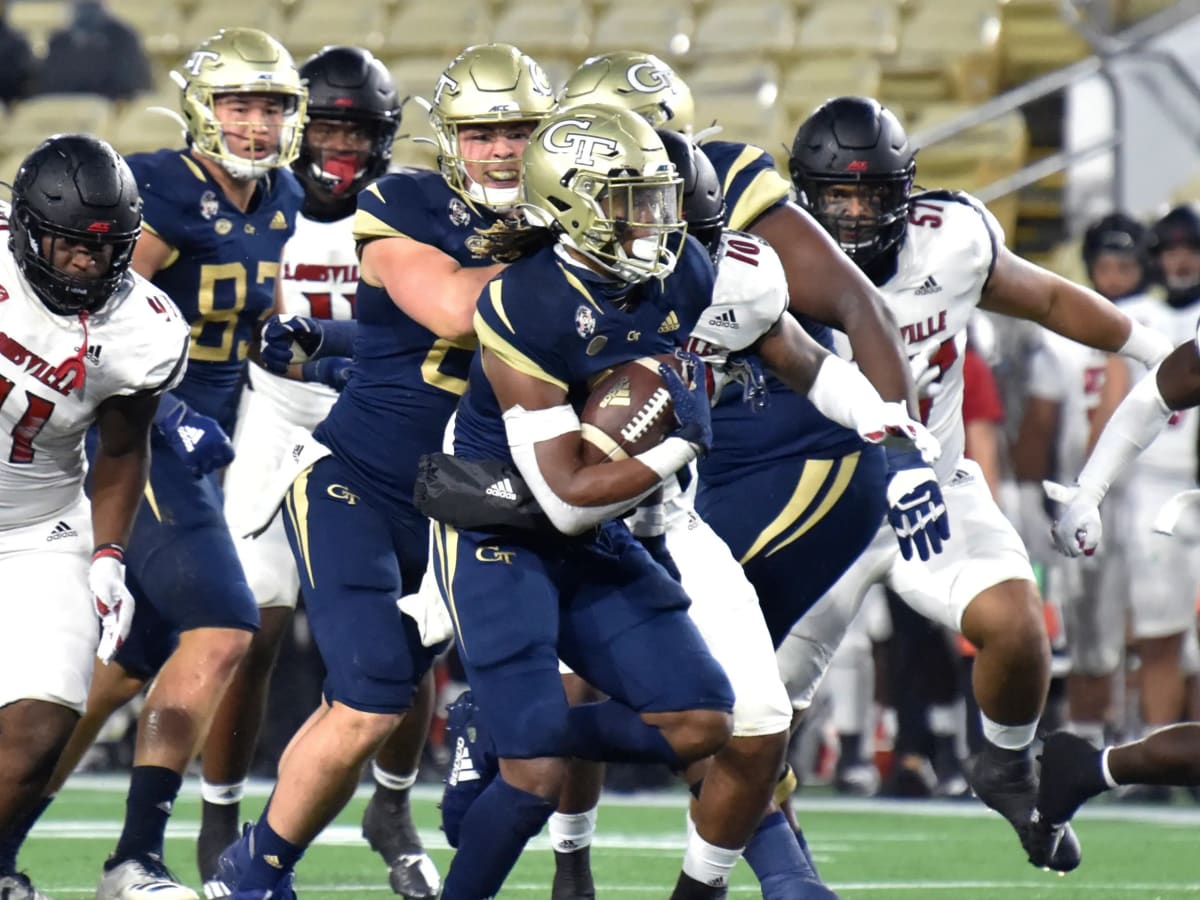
(1075, 363, 1173, 500)
(833, 298, 917, 411)
(1041, 281, 1171, 365)
(89, 445, 149, 548)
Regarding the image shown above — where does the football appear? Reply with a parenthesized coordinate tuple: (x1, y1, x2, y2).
(579, 353, 684, 464)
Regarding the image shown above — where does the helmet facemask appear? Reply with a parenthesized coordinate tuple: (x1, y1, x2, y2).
(300, 117, 391, 199)
(11, 204, 139, 315)
(798, 173, 912, 264)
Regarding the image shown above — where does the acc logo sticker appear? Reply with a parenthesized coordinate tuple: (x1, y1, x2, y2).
(575, 305, 596, 339)
(215, 219, 232, 235)
(448, 197, 471, 227)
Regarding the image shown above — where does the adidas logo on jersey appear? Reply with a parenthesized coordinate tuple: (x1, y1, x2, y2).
(915, 275, 942, 295)
(485, 478, 518, 502)
(707, 309, 739, 329)
(85, 344, 102, 364)
(658, 311, 680, 334)
(46, 520, 76, 542)
(178, 425, 206, 452)
(448, 736, 481, 786)
(269, 210, 289, 230)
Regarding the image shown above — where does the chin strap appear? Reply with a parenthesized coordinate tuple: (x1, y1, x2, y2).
(55, 309, 89, 393)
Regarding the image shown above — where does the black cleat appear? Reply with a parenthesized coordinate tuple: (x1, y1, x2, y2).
(1036, 731, 1110, 823)
(966, 750, 1081, 873)
(362, 789, 440, 899)
(551, 847, 596, 900)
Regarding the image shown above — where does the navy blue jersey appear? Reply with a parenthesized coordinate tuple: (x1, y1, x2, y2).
(452, 238, 715, 465)
(126, 149, 303, 433)
(699, 143, 863, 486)
(313, 170, 497, 512)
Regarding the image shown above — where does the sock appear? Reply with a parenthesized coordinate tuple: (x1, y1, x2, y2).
(744, 811, 827, 899)
(0, 795, 52, 873)
(238, 818, 305, 892)
(200, 779, 246, 806)
(198, 782, 242, 881)
(548, 807, 598, 853)
(838, 732, 863, 767)
(372, 760, 418, 794)
(1066, 721, 1107, 749)
(110, 766, 182, 865)
(980, 713, 1038, 752)
(441, 777, 554, 899)
(1100, 747, 1121, 788)
(682, 830, 742, 888)
(564, 701, 684, 768)
(670, 871, 727, 899)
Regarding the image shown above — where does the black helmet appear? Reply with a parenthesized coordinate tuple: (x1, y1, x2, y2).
(295, 46, 400, 202)
(1148, 204, 1200, 256)
(9, 133, 141, 315)
(656, 128, 725, 259)
(1082, 212, 1148, 268)
(789, 96, 915, 266)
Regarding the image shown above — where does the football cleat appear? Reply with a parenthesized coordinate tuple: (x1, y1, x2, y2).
(440, 690, 498, 848)
(551, 848, 596, 900)
(361, 791, 440, 898)
(201, 879, 232, 900)
(966, 752, 1081, 873)
(94, 855, 199, 900)
(1035, 731, 1111, 825)
(214, 825, 295, 900)
(0, 872, 52, 900)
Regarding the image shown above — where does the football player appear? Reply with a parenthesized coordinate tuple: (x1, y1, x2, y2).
(776, 96, 1173, 872)
(1037, 316, 1200, 831)
(5, 28, 307, 900)
(1012, 213, 1153, 751)
(556, 51, 927, 897)
(0, 134, 188, 900)
(199, 46, 441, 900)
(213, 44, 555, 900)
(420, 103, 737, 900)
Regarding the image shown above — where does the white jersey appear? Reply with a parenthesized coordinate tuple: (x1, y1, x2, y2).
(629, 229, 788, 535)
(874, 191, 1004, 484)
(0, 204, 188, 528)
(1026, 330, 1108, 478)
(251, 211, 358, 425)
(1118, 293, 1199, 480)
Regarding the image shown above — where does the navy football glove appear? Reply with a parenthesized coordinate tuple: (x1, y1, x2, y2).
(658, 351, 713, 455)
(300, 356, 354, 391)
(154, 394, 234, 477)
(885, 450, 950, 561)
(260, 314, 324, 374)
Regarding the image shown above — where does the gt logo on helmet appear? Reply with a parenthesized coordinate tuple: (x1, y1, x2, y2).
(541, 118, 619, 167)
(626, 63, 672, 94)
(183, 50, 220, 76)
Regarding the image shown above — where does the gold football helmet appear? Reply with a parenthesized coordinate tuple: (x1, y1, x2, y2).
(171, 28, 307, 180)
(557, 51, 694, 134)
(427, 43, 556, 210)
(522, 104, 685, 284)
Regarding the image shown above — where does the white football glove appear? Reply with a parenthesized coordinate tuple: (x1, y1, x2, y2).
(909, 342, 945, 400)
(90, 551, 135, 664)
(859, 401, 942, 466)
(1043, 480, 1104, 558)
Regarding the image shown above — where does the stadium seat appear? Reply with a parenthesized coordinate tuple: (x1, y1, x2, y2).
(490, 0, 592, 61)
(796, 1, 900, 58)
(881, 6, 1001, 107)
(108, 104, 189, 156)
(6, 0, 69, 56)
(279, 2, 389, 57)
(105, 0, 185, 60)
(689, 63, 791, 158)
(175, 2, 286, 52)
(384, 1, 491, 60)
(0, 94, 116, 156)
(385, 56, 448, 108)
(999, 2, 1092, 87)
(779, 56, 882, 123)
(690, 1, 798, 61)
(588, 2, 695, 62)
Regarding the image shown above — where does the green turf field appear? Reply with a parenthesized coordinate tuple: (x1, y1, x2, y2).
(17, 776, 1200, 898)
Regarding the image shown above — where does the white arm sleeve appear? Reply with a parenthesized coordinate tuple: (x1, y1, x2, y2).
(806, 353, 890, 435)
(1119, 319, 1175, 368)
(503, 404, 660, 536)
(1076, 362, 1173, 500)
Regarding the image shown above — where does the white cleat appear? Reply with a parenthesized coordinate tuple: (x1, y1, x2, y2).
(0, 873, 53, 900)
(95, 857, 199, 900)
(201, 881, 231, 900)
